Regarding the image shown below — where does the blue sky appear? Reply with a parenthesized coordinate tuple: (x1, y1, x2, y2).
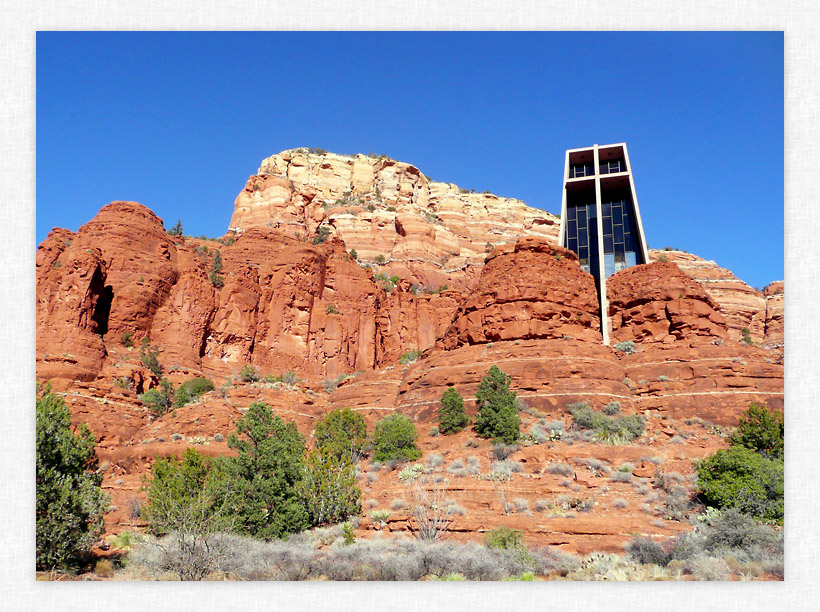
(36, 31, 783, 288)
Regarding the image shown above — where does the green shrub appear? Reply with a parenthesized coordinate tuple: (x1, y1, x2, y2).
(139, 340, 162, 376)
(210, 402, 310, 539)
(326, 304, 339, 315)
(239, 364, 258, 383)
(36, 389, 108, 570)
(569, 403, 645, 444)
(298, 447, 361, 527)
(740, 327, 753, 344)
(398, 349, 421, 365)
(349, 249, 357, 261)
(142, 448, 213, 536)
(313, 407, 368, 464)
(140, 448, 236, 580)
(168, 220, 184, 236)
(484, 526, 535, 570)
(484, 526, 524, 550)
(603, 401, 621, 415)
(695, 445, 783, 523)
(374, 272, 399, 293)
(729, 403, 784, 460)
(474, 366, 520, 444)
(342, 522, 355, 545)
(312, 225, 331, 245)
(372, 413, 422, 462)
(139, 378, 174, 418)
(209, 270, 224, 288)
(174, 377, 215, 408)
(438, 388, 470, 434)
(374, 254, 386, 265)
(613, 340, 637, 355)
(120, 331, 133, 348)
(280, 370, 298, 384)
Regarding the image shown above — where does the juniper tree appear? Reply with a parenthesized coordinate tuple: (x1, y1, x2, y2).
(474, 366, 520, 444)
(36, 389, 108, 569)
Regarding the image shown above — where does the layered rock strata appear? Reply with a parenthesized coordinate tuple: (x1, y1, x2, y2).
(607, 261, 728, 343)
(649, 250, 783, 348)
(36, 151, 785, 554)
(229, 149, 560, 293)
(326, 242, 782, 431)
(36, 202, 463, 385)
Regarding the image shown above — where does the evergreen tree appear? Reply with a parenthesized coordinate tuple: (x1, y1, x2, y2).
(474, 366, 520, 444)
(143, 448, 217, 535)
(696, 445, 784, 523)
(438, 388, 470, 434)
(168, 220, 184, 236)
(139, 377, 174, 418)
(142, 448, 234, 580)
(372, 413, 422, 462)
(36, 389, 108, 569)
(729, 402, 784, 460)
(298, 450, 361, 527)
(313, 407, 368, 464)
(211, 402, 309, 539)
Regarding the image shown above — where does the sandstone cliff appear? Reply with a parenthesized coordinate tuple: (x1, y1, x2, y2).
(229, 149, 559, 293)
(35, 149, 784, 555)
(648, 250, 783, 348)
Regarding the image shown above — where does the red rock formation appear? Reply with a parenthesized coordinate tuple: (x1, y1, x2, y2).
(440, 237, 601, 349)
(649, 249, 780, 346)
(35, 153, 785, 556)
(762, 281, 784, 348)
(72, 201, 180, 340)
(375, 281, 461, 366)
(620, 343, 784, 425)
(228, 150, 559, 293)
(36, 229, 109, 382)
(607, 261, 728, 344)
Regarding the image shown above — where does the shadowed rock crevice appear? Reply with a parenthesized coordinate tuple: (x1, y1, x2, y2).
(91, 284, 114, 336)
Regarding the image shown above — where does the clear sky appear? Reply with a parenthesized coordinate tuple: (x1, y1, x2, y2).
(36, 31, 783, 288)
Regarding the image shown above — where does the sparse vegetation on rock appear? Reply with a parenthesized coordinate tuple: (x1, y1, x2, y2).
(174, 377, 215, 408)
(139, 377, 175, 418)
(139, 340, 162, 376)
(569, 402, 645, 445)
(239, 364, 258, 383)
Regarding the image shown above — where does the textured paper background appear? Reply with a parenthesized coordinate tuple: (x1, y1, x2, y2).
(3, 2, 815, 610)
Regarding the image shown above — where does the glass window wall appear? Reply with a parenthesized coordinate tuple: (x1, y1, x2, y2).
(564, 201, 597, 276)
(599, 160, 626, 174)
(569, 163, 595, 178)
(600, 194, 643, 277)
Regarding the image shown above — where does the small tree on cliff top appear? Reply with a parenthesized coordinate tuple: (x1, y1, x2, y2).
(474, 366, 520, 444)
